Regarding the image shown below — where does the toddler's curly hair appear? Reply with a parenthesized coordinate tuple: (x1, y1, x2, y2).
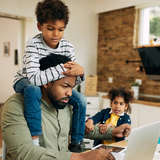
(108, 87, 133, 113)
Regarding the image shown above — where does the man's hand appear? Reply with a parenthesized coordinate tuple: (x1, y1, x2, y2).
(98, 124, 111, 134)
(63, 62, 84, 76)
(85, 119, 94, 133)
(112, 124, 131, 138)
(71, 148, 115, 160)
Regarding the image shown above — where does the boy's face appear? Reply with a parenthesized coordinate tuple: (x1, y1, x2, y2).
(111, 96, 128, 115)
(38, 20, 65, 48)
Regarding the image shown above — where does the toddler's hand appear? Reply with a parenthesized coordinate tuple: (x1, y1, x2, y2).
(85, 119, 94, 133)
(63, 62, 84, 76)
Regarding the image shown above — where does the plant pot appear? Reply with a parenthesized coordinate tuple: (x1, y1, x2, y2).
(131, 86, 139, 100)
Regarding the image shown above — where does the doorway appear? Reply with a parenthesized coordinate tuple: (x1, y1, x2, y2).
(0, 16, 23, 103)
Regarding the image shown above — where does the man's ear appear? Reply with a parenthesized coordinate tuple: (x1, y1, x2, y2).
(37, 22, 42, 31)
(43, 82, 54, 89)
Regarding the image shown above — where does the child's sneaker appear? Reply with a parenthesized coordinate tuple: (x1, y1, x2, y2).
(69, 141, 85, 152)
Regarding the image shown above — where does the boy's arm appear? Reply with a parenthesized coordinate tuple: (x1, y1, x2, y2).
(24, 40, 76, 86)
(63, 44, 85, 83)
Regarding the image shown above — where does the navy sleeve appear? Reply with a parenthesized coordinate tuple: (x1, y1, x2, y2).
(91, 109, 108, 124)
(123, 114, 131, 125)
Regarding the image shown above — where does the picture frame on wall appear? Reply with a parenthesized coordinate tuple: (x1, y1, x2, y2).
(3, 41, 10, 56)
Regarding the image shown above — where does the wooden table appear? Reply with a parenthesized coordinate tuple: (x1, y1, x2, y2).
(108, 140, 160, 160)
(108, 140, 127, 148)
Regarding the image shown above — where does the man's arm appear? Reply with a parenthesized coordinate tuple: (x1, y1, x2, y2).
(1, 94, 72, 160)
(85, 123, 131, 140)
(84, 125, 113, 140)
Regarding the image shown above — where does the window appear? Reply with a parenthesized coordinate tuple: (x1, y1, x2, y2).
(138, 5, 160, 46)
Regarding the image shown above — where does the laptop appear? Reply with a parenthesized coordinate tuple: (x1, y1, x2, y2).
(92, 121, 160, 160)
(123, 121, 160, 160)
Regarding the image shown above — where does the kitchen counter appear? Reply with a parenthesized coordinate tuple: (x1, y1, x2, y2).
(134, 99, 160, 107)
(102, 96, 160, 107)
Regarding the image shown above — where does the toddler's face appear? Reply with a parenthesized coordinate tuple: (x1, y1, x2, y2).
(111, 96, 128, 115)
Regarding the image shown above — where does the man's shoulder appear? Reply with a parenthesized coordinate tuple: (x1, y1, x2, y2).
(3, 93, 24, 113)
(5, 93, 24, 102)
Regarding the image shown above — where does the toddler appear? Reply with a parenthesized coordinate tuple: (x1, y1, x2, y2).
(85, 88, 133, 145)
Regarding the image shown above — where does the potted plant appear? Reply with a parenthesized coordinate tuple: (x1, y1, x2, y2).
(131, 82, 140, 100)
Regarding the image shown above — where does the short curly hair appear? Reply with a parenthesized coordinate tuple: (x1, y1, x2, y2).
(35, 0, 69, 26)
(108, 87, 133, 113)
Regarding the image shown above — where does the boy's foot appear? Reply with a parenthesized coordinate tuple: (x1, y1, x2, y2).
(69, 141, 85, 152)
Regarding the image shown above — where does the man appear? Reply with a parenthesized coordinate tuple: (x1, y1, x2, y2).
(1, 74, 130, 160)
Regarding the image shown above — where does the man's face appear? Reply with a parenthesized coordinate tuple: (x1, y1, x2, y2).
(44, 76, 76, 109)
(38, 20, 65, 49)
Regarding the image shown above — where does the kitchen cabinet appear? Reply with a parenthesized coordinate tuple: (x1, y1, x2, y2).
(131, 103, 160, 128)
(84, 96, 100, 149)
(86, 96, 100, 119)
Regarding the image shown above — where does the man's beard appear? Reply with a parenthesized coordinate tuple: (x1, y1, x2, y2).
(47, 91, 70, 109)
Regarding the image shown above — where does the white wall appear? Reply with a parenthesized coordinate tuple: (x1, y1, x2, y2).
(0, 0, 38, 17)
(0, 18, 22, 102)
(0, 0, 159, 73)
(0, 0, 98, 76)
(0, 0, 158, 102)
(64, 0, 98, 74)
(94, 0, 160, 13)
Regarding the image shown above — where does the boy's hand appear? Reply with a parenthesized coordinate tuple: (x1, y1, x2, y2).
(63, 62, 84, 76)
(85, 119, 94, 133)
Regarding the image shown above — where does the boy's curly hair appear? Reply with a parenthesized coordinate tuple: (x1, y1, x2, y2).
(108, 87, 133, 113)
(35, 0, 69, 26)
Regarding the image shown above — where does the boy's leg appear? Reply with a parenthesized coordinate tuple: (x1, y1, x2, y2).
(68, 89, 86, 152)
(24, 85, 42, 137)
(13, 78, 30, 93)
(13, 78, 42, 145)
